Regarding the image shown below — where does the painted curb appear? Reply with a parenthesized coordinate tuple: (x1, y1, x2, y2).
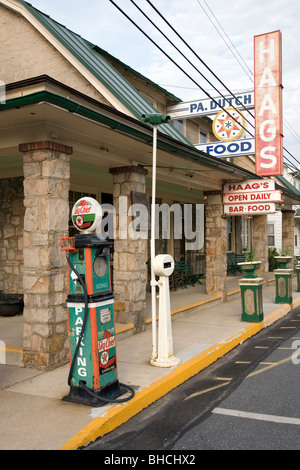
(60, 297, 297, 450)
(60, 322, 263, 450)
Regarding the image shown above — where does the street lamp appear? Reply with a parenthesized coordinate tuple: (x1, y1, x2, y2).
(142, 114, 180, 367)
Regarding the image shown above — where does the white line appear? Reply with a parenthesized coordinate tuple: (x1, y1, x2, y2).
(212, 408, 300, 426)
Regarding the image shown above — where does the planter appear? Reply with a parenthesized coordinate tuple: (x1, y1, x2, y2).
(274, 256, 292, 269)
(0, 294, 24, 317)
(237, 261, 261, 279)
(273, 257, 293, 304)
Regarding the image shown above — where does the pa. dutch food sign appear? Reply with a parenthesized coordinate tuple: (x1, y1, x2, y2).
(254, 31, 283, 176)
(223, 179, 282, 215)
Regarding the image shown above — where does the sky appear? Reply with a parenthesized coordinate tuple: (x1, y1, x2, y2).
(26, 0, 300, 166)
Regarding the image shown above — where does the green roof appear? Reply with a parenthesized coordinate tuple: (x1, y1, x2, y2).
(20, 1, 190, 145)
(276, 175, 300, 200)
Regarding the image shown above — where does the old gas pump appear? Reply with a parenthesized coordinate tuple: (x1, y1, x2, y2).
(61, 197, 134, 406)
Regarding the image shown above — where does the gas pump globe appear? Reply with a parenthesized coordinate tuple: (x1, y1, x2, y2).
(61, 197, 134, 406)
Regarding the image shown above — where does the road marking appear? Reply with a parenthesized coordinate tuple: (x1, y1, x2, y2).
(235, 361, 251, 364)
(212, 408, 300, 426)
(184, 381, 230, 400)
(184, 344, 298, 402)
(215, 377, 232, 381)
(247, 356, 292, 378)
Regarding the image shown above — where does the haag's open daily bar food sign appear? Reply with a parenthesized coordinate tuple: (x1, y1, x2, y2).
(223, 179, 282, 215)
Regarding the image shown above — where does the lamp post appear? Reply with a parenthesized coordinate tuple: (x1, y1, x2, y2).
(141, 113, 179, 367)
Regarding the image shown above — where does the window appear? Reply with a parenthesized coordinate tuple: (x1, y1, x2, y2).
(227, 217, 233, 251)
(268, 224, 275, 246)
(241, 217, 248, 251)
(173, 119, 183, 133)
(200, 131, 207, 143)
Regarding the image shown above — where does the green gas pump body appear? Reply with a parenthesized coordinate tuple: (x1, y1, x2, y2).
(61, 198, 124, 406)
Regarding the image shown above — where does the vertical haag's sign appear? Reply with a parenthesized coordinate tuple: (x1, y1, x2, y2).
(254, 31, 283, 176)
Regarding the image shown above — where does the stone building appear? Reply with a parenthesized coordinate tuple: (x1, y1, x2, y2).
(1, 0, 300, 370)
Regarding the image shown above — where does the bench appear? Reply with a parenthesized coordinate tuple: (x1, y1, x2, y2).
(146, 258, 184, 291)
(227, 252, 246, 275)
(227, 252, 237, 275)
(174, 261, 203, 288)
(235, 253, 245, 273)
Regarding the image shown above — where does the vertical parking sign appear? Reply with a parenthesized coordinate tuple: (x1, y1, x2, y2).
(254, 31, 283, 176)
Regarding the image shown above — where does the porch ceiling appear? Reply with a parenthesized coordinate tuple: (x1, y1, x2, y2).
(0, 77, 259, 192)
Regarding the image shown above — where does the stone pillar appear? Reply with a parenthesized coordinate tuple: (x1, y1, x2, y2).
(0, 177, 24, 294)
(20, 141, 72, 369)
(109, 166, 148, 332)
(252, 214, 268, 280)
(204, 190, 227, 299)
(282, 210, 295, 265)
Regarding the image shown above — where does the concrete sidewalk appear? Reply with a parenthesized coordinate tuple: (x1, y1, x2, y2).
(1, 276, 299, 450)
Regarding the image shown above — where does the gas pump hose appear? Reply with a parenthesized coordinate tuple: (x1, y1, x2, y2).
(66, 255, 135, 403)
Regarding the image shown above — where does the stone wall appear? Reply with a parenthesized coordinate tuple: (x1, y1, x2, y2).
(252, 214, 268, 279)
(282, 210, 295, 268)
(20, 141, 72, 369)
(204, 191, 227, 298)
(0, 177, 24, 294)
(109, 166, 148, 332)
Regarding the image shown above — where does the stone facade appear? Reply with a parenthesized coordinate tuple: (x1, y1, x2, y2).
(0, 5, 108, 105)
(109, 166, 148, 332)
(20, 141, 72, 369)
(282, 209, 295, 259)
(0, 177, 24, 294)
(204, 191, 227, 299)
(252, 214, 268, 279)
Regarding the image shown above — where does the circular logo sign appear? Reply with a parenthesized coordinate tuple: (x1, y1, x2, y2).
(212, 108, 245, 142)
(71, 197, 102, 233)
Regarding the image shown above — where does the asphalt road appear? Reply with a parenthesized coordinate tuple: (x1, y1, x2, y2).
(84, 306, 300, 452)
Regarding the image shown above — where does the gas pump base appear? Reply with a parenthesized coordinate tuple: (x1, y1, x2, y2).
(63, 380, 124, 407)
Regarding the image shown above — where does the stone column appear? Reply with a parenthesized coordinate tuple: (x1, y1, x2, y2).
(282, 209, 295, 263)
(204, 190, 227, 299)
(109, 166, 148, 332)
(252, 214, 268, 279)
(20, 141, 72, 369)
(0, 177, 24, 294)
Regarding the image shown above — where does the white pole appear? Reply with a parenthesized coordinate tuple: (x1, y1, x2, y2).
(150, 124, 158, 362)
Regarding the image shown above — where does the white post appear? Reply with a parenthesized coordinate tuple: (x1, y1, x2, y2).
(150, 124, 158, 362)
(154, 275, 180, 367)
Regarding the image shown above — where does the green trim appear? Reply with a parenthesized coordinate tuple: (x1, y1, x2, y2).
(275, 175, 300, 199)
(275, 271, 293, 304)
(240, 283, 264, 323)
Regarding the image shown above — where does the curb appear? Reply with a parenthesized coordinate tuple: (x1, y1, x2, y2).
(60, 297, 295, 451)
